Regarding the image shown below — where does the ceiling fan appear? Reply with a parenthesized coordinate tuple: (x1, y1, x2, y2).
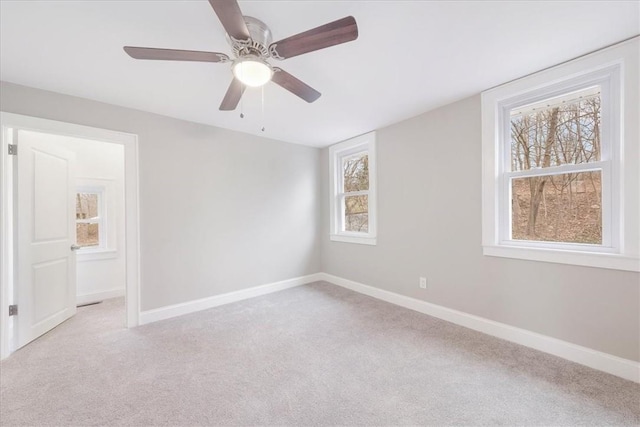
(123, 0, 359, 111)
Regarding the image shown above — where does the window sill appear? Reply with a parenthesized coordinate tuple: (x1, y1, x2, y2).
(330, 234, 377, 246)
(77, 249, 118, 262)
(483, 245, 639, 272)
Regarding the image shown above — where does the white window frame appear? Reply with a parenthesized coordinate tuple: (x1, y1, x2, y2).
(75, 186, 106, 252)
(481, 38, 639, 272)
(74, 178, 117, 261)
(329, 132, 377, 245)
(500, 72, 617, 252)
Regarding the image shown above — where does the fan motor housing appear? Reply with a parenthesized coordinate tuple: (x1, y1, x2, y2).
(226, 16, 273, 58)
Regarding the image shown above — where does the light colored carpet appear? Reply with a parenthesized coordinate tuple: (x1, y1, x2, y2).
(1, 281, 639, 426)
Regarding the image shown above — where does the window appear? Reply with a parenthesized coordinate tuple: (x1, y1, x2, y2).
(75, 188, 105, 250)
(329, 132, 377, 245)
(508, 86, 608, 247)
(481, 38, 639, 271)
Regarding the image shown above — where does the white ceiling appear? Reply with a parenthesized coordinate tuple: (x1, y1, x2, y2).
(1, 1, 638, 147)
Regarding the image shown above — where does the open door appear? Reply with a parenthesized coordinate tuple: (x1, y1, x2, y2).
(16, 129, 77, 349)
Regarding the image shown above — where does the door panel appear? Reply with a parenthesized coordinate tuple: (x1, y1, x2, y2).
(34, 150, 70, 241)
(33, 259, 69, 324)
(17, 130, 77, 349)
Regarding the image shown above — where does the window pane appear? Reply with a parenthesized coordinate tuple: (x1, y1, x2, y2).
(77, 223, 99, 247)
(76, 193, 99, 220)
(511, 171, 602, 244)
(343, 153, 369, 192)
(344, 195, 368, 233)
(510, 87, 601, 171)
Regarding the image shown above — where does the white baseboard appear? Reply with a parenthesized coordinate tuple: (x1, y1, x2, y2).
(134, 271, 639, 383)
(318, 273, 640, 383)
(139, 273, 323, 325)
(77, 288, 124, 306)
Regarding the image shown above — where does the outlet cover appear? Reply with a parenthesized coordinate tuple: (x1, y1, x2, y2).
(419, 277, 427, 289)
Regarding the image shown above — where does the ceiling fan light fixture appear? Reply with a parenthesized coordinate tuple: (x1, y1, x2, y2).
(232, 57, 273, 87)
(124, 0, 359, 110)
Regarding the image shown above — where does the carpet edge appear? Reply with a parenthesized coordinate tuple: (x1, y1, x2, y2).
(139, 273, 323, 325)
(319, 272, 640, 383)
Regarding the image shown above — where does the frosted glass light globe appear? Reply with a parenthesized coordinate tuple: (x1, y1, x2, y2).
(232, 58, 273, 87)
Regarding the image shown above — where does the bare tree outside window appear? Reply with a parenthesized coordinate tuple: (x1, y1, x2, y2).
(76, 193, 100, 247)
(510, 88, 602, 244)
(343, 153, 369, 232)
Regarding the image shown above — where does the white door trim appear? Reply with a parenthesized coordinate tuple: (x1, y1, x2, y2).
(0, 112, 141, 359)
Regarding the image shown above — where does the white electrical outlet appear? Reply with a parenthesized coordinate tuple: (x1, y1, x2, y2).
(419, 277, 427, 289)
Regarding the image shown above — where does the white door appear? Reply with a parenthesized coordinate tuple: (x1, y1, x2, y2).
(16, 129, 77, 349)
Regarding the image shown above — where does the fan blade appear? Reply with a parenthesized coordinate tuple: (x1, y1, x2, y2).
(124, 47, 230, 63)
(219, 78, 246, 111)
(271, 68, 321, 103)
(269, 16, 358, 60)
(208, 0, 250, 41)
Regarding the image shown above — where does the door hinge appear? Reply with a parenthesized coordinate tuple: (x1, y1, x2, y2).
(8, 305, 17, 316)
(8, 144, 17, 156)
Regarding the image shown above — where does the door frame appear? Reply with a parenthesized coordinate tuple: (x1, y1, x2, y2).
(0, 112, 141, 359)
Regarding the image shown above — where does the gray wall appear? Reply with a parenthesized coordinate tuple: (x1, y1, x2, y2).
(3, 81, 638, 362)
(321, 95, 640, 362)
(1, 81, 321, 311)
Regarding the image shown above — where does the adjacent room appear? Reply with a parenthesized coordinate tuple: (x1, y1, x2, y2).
(0, 1, 639, 425)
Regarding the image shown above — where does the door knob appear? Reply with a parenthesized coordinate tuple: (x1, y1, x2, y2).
(70, 244, 82, 251)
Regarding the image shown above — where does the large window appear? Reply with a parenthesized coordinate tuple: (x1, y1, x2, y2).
(508, 86, 608, 247)
(329, 132, 377, 245)
(481, 38, 639, 271)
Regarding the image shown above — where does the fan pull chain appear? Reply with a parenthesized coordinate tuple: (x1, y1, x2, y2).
(240, 68, 244, 119)
(261, 86, 265, 132)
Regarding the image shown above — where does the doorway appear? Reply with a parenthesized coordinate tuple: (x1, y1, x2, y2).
(0, 113, 140, 359)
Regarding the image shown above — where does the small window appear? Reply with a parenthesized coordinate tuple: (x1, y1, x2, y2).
(75, 189, 104, 250)
(329, 132, 377, 245)
(343, 152, 369, 233)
